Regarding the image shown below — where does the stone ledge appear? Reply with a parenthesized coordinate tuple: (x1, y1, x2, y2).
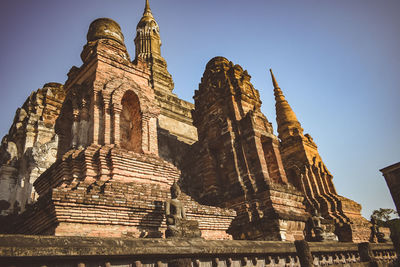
(1, 234, 396, 258)
(0, 235, 397, 267)
(309, 241, 359, 252)
(0, 235, 297, 257)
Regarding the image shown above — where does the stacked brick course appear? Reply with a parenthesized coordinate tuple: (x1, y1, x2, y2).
(0, 235, 397, 266)
(18, 174, 234, 238)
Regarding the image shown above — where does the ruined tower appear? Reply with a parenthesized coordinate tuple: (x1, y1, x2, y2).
(0, 83, 65, 215)
(191, 57, 308, 241)
(270, 69, 370, 242)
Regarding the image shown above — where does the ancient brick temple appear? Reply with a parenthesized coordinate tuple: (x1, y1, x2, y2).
(0, 0, 370, 242)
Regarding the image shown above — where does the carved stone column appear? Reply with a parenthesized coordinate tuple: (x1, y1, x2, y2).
(79, 98, 90, 148)
(141, 114, 150, 153)
(103, 96, 112, 145)
(148, 116, 158, 155)
(112, 105, 122, 147)
(92, 92, 102, 145)
(71, 110, 79, 149)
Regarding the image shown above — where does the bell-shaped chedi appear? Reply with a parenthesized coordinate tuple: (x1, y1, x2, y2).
(270, 69, 370, 242)
(189, 57, 308, 241)
(12, 17, 234, 239)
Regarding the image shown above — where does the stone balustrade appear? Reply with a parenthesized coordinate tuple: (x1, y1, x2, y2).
(0, 235, 397, 267)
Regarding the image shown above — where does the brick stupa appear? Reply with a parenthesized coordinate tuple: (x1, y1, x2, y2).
(15, 15, 235, 238)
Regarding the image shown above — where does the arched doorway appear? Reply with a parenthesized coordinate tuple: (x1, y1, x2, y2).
(120, 91, 142, 152)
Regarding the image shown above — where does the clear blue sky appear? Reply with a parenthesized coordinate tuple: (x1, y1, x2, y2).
(0, 0, 399, 218)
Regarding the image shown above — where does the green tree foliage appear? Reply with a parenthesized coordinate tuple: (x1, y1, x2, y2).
(371, 208, 399, 226)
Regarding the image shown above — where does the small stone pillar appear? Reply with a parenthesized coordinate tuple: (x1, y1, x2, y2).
(294, 240, 313, 267)
(358, 242, 375, 263)
(168, 258, 192, 267)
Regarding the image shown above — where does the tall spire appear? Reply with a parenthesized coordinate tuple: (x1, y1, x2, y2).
(269, 69, 303, 140)
(134, 0, 174, 93)
(143, 0, 152, 17)
(135, 0, 161, 59)
(270, 68, 279, 89)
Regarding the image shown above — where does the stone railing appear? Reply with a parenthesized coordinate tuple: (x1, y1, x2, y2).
(309, 242, 361, 265)
(0, 235, 397, 267)
(369, 243, 398, 264)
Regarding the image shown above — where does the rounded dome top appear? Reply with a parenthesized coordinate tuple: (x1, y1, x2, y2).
(136, 13, 160, 35)
(87, 18, 125, 45)
(205, 57, 230, 71)
(137, 16, 159, 29)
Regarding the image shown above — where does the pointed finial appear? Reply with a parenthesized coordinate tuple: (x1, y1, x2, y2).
(270, 68, 304, 140)
(144, 0, 152, 16)
(269, 68, 280, 89)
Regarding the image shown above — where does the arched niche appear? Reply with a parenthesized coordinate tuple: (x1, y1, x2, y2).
(120, 90, 142, 153)
(56, 99, 73, 158)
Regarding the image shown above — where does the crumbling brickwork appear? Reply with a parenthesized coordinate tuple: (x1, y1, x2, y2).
(0, 83, 65, 215)
(189, 57, 308, 241)
(17, 147, 234, 238)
